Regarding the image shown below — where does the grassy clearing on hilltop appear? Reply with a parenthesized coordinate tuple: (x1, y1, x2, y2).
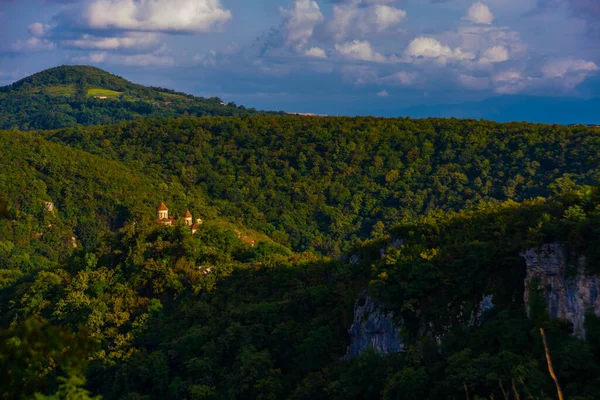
(87, 88, 122, 98)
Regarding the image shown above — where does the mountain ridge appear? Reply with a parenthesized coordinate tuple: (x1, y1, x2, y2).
(0, 65, 281, 130)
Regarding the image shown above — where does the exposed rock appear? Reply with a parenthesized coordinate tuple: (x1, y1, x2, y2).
(345, 295, 404, 359)
(522, 243, 600, 338)
(469, 295, 494, 327)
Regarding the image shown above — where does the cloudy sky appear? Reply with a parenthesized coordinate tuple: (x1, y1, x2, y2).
(1, 0, 599, 118)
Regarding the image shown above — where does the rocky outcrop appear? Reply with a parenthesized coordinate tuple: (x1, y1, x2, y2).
(470, 295, 494, 327)
(522, 243, 600, 338)
(345, 295, 404, 359)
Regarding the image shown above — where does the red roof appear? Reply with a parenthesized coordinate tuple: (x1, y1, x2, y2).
(157, 202, 168, 211)
(184, 210, 193, 218)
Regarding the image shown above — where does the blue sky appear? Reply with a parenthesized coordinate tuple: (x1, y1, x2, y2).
(1, 0, 599, 120)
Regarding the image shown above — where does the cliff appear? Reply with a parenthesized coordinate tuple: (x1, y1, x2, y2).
(345, 295, 404, 359)
(523, 243, 600, 338)
(346, 241, 600, 359)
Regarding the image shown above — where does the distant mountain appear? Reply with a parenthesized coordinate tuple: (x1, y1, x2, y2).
(0, 65, 281, 130)
(388, 95, 600, 125)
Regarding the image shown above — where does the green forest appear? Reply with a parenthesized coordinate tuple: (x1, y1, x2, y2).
(45, 116, 600, 256)
(1, 67, 600, 399)
(0, 66, 280, 131)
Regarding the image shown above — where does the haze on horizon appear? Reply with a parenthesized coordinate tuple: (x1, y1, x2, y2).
(1, 0, 599, 123)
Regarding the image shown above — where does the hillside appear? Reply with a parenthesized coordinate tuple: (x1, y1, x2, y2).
(2, 114, 600, 398)
(2, 124, 600, 398)
(0, 129, 287, 271)
(0, 66, 280, 130)
(46, 116, 600, 255)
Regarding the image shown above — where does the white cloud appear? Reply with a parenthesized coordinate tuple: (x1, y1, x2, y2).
(280, 0, 324, 50)
(405, 37, 475, 63)
(459, 74, 490, 90)
(336, 40, 386, 62)
(305, 47, 327, 58)
(381, 71, 417, 86)
(377, 90, 389, 97)
(329, 3, 406, 40)
(73, 50, 174, 67)
(62, 33, 160, 50)
(28, 22, 51, 37)
(479, 45, 509, 64)
(464, 2, 494, 25)
(373, 5, 406, 29)
(72, 52, 110, 63)
(340, 64, 379, 85)
(540, 58, 600, 88)
(12, 37, 56, 52)
(493, 71, 529, 94)
(83, 0, 232, 33)
(541, 58, 599, 78)
(455, 26, 525, 57)
(119, 52, 175, 67)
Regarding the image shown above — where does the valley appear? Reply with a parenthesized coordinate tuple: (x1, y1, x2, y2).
(1, 66, 599, 399)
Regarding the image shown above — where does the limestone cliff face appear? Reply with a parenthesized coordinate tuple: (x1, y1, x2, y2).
(345, 294, 494, 359)
(345, 295, 404, 359)
(522, 243, 600, 338)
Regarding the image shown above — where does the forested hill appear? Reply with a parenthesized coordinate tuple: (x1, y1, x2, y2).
(47, 116, 600, 255)
(0, 65, 280, 130)
(3, 116, 600, 398)
(3, 123, 600, 398)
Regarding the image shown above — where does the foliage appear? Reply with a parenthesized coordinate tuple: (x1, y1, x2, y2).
(0, 66, 281, 130)
(46, 115, 600, 256)
(1, 111, 600, 398)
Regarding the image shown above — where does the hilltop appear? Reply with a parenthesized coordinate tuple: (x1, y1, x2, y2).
(0, 65, 280, 130)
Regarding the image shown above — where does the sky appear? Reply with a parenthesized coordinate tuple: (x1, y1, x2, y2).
(0, 0, 599, 121)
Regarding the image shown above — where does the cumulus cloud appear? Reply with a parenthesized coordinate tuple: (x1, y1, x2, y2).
(12, 37, 56, 52)
(340, 64, 379, 85)
(541, 58, 599, 78)
(118, 52, 175, 66)
(62, 33, 160, 50)
(305, 47, 327, 58)
(459, 74, 490, 90)
(377, 90, 389, 97)
(336, 40, 386, 62)
(405, 37, 475, 63)
(280, 0, 324, 50)
(28, 22, 51, 37)
(328, 3, 406, 40)
(379, 71, 417, 86)
(464, 2, 494, 25)
(72, 52, 110, 64)
(541, 58, 599, 88)
(82, 0, 232, 33)
(479, 45, 509, 64)
(73, 50, 175, 67)
(493, 71, 529, 94)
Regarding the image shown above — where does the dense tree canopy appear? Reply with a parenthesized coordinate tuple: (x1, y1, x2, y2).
(1, 113, 600, 398)
(0, 66, 280, 130)
(46, 116, 600, 256)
